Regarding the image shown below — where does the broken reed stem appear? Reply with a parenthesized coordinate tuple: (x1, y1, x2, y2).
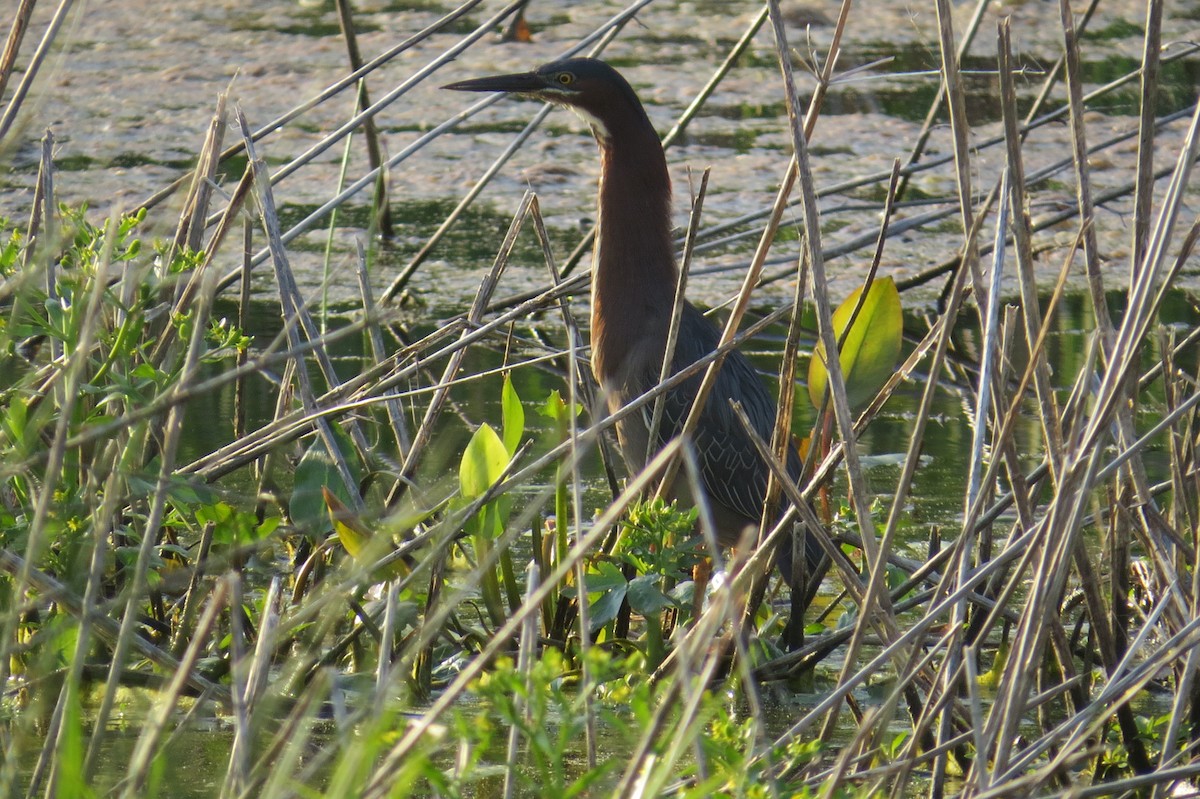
(893, 0, 991, 200)
(1131, 0, 1165, 274)
(241, 109, 365, 504)
(333, 0, 393, 238)
(999, 18, 1065, 485)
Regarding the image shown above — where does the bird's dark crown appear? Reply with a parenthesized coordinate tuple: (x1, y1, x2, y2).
(444, 57, 646, 124)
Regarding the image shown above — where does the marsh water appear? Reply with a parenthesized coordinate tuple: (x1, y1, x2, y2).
(5, 0, 1200, 793)
(5, 0, 1199, 306)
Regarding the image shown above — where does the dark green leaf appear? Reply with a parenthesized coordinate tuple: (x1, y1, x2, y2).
(627, 574, 676, 615)
(588, 585, 627, 633)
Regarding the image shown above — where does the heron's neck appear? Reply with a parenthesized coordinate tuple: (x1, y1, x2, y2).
(590, 116, 677, 383)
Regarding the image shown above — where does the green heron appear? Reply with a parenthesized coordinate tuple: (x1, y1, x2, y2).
(446, 58, 822, 600)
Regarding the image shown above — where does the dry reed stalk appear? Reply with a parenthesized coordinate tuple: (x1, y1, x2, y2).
(524, 194, 600, 766)
(173, 92, 229, 255)
(501, 561, 540, 799)
(933, 167, 1012, 794)
(356, 239, 413, 458)
(170, 521, 216, 658)
(223, 573, 251, 799)
(1132, 0, 1166, 274)
(646, 169, 710, 472)
(893, 0, 992, 201)
(147, 97, 238, 369)
(982, 92, 1200, 783)
(779, 0, 977, 739)
(999, 19, 1065, 482)
(333, 0, 392, 239)
(222, 575, 282, 799)
(764, 511, 1049, 761)
(739, 43, 1200, 293)
(757, 0, 853, 643)
(0, 0, 37, 105)
(23, 130, 52, 280)
(0, 0, 72, 142)
(85, 266, 219, 784)
(1059, 0, 1115, 346)
(731, 14, 899, 700)
(242, 111, 366, 503)
(955, 238, 1079, 645)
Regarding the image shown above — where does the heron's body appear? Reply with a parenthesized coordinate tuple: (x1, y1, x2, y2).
(446, 58, 817, 573)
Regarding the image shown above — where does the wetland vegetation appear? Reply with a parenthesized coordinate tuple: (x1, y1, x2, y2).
(1, 0, 1200, 796)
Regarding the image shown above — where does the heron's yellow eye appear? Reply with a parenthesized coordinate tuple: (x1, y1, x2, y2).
(557, 72, 574, 86)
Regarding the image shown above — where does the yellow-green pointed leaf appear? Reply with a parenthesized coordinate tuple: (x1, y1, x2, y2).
(460, 423, 510, 499)
(501, 373, 524, 456)
(323, 487, 410, 581)
(808, 276, 903, 411)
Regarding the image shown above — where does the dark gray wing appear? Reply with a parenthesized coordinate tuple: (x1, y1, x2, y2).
(649, 303, 786, 522)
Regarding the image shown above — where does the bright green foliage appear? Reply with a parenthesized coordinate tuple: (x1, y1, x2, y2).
(620, 497, 701, 576)
(195, 501, 280, 548)
(467, 647, 621, 796)
(457, 378, 526, 628)
(807, 276, 903, 411)
(571, 499, 705, 664)
(459, 423, 510, 499)
(501, 372, 524, 456)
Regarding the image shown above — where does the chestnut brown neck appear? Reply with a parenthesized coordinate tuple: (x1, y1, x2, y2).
(588, 107, 677, 386)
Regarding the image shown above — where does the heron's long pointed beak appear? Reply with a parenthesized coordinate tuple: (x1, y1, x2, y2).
(442, 71, 546, 94)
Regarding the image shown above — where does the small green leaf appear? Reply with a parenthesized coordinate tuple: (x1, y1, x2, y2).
(538, 389, 581, 425)
(501, 373, 524, 456)
(808, 276, 903, 411)
(460, 423, 510, 499)
(5, 398, 27, 449)
(627, 574, 675, 615)
(539, 389, 567, 424)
